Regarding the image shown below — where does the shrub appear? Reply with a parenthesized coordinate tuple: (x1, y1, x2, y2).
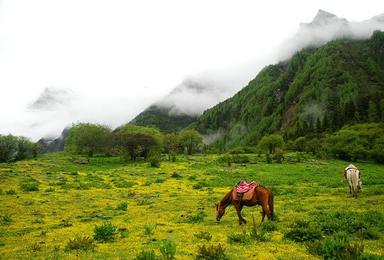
(260, 221, 278, 232)
(148, 152, 162, 168)
(30, 242, 42, 252)
(249, 228, 269, 242)
(232, 154, 250, 163)
(20, 181, 39, 192)
(159, 240, 176, 260)
(273, 149, 284, 163)
(154, 178, 165, 183)
(134, 250, 159, 260)
(32, 217, 45, 224)
(171, 172, 182, 178)
(1, 213, 12, 225)
(5, 189, 16, 195)
(144, 224, 156, 236)
(194, 231, 212, 241)
(196, 244, 228, 260)
(306, 234, 364, 259)
(116, 201, 128, 211)
(249, 216, 270, 242)
(292, 219, 310, 228)
(284, 226, 322, 242)
(219, 153, 233, 166)
(65, 236, 96, 251)
(93, 222, 117, 242)
(371, 144, 384, 163)
(227, 232, 250, 244)
(186, 211, 207, 223)
(357, 228, 379, 240)
(192, 182, 205, 190)
(265, 153, 272, 164)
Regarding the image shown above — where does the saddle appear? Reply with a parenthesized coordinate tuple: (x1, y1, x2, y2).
(233, 180, 258, 201)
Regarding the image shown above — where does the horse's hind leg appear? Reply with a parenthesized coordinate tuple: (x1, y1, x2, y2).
(261, 203, 271, 222)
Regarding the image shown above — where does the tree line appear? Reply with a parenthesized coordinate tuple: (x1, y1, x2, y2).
(64, 123, 203, 161)
(0, 135, 39, 163)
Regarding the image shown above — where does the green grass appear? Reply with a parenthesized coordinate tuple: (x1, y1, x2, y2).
(0, 152, 383, 259)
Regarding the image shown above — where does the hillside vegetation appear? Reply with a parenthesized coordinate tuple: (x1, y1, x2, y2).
(131, 105, 197, 132)
(193, 31, 384, 149)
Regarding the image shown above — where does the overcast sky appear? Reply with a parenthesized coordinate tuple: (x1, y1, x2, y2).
(0, 0, 383, 140)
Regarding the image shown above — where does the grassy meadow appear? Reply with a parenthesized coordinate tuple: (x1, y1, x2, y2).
(0, 152, 383, 259)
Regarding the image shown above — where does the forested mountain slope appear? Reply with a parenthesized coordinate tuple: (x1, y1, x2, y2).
(193, 31, 384, 149)
(130, 105, 197, 132)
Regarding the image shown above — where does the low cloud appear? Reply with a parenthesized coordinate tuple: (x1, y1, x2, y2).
(279, 10, 384, 60)
(27, 87, 74, 111)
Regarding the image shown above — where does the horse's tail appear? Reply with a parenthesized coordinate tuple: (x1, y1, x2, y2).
(350, 170, 359, 197)
(268, 191, 274, 220)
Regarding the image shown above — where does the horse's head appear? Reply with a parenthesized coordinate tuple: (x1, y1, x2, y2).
(215, 203, 225, 221)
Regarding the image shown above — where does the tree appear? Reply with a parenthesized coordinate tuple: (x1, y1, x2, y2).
(368, 101, 379, 122)
(113, 124, 163, 161)
(178, 130, 203, 155)
(293, 137, 306, 152)
(163, 133, 181, 161)
(0, 135, 37, 162)
(258, 134, 284, 154)
(15, 137, 35, 160)
(380, 99, 384, 121)
(65, 123, 112, 157)
(0, 135, 18, 162)
(371, 30, 384, 64)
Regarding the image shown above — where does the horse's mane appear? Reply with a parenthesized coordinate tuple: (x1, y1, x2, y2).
(219, 188, 233, 206)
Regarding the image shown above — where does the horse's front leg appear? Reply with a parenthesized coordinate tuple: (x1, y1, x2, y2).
(233, 202, 246, 225)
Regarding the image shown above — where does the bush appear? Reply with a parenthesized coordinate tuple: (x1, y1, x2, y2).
(144, 224, 156, 236)
(134, 250, 159, 260)
(265, 153, 272, 164)
(1, 213, 12, 225)
(93, 222, 117, 242)
(5, 189, 16, 195)
(306, 234, 364, 259)
(116, 201, 128, 211)
(273, 149, 284, 163)
(314, 211, 378, 236)
(196, 244, 228, 260)
(371, 144, 384, 163)
(65, 236, 96, 251)
(260, 221, 278, 232)
(232, 154, 250, 163)
(186, 211, 207, 223)
(149, 152, 161, 168)
(159, 240, 176, 260)
(194, 231, 212, 241)
(219, 153, 233, 166)
(249, 228, 269, 242)
(284, 226, 323, 242)
(250, 216, 270, 242)
(227, 232, 250, 244)
(171, 172, 182, 178)
(20, 181, 39, 192)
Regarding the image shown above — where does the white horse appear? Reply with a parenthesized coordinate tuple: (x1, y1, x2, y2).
(344, 164, 362, 197)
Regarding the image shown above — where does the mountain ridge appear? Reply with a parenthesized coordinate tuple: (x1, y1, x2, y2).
(193, 31, 384, 149)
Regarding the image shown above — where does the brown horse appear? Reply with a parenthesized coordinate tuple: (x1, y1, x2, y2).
(215, 185, 274, 225)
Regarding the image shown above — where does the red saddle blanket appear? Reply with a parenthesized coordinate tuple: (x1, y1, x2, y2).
(236, 180, 257, 193)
